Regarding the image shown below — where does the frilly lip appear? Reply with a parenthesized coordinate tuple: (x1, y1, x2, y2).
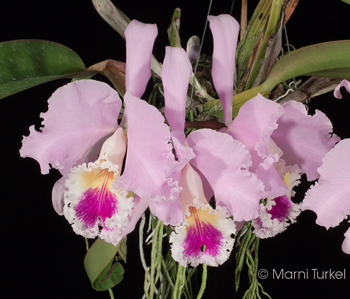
(169, 203, 236, 267)
(63, 159, 134, 246)
(253, 165, 302, 239)
(52, 128, 127, 216)
(252, 195, 301, 239)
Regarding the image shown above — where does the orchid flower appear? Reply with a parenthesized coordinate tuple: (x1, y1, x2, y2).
(208, 14, 340, 238)
(303, 79, 350, 254)
(20, 20, 176, 246)
(251, 162, 302, 238)
(159, 16, 265, 267)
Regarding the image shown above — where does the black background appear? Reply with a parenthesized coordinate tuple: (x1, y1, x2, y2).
(2, 0, 350, 298)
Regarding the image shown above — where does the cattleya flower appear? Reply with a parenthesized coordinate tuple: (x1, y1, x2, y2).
(208, 15, 340, 238)
(252, 162, 301, 238)
(20, 20, 176, 246)
(303, 80, 350, 254)
(160, 15, 265, 267)
(226, 95, 340, 237)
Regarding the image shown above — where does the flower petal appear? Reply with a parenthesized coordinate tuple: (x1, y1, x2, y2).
(149, 195, 184, 226)
(186, 35, 200, 62)
(52, 176, 66, 215)
(334, 79, 350, 99)
(187, 129, 265, 221)
(271, 100, 340, 181)
(115, 92, 174, 199)
(170, 204, 236, 267)
(98, 127, 127, 168)
(63, 159, 134, 245)
(102, 193, 148, 245)
(303, 139, 350, 228)
(125, 20, 157, 97)
(255, 155, 289, 199)
(162, 46, 192, 132)
(20, 80, 121, 175)
(179, 163, 208, 209)
(227, 94, 285, 172)
(148, 134, 194, 225)
(342, 227, 350, 254)
(208, 14, 239, 126)
(253, 195, 301, 239)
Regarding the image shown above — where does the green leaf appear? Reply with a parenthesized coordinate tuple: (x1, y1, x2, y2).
(167, 8, 181, 47)
(0, 40, 96, 99)
(341, 0, 350, 4)
(261, 40, 350, 92)
(236, 0, 270, 90)
(116, 236, 127, 263)
(92, 0, 130, 40)
(245, 0, 283, 90)
(84, 238, 124, 291)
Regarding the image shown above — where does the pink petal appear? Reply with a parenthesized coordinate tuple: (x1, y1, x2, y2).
(167, 132, 195, 199)
(149, 134, 194, 225)
(187, 129, 265, 221)
(272, 100, 340, 181)
(227, 94, 285, 172)
(334, 79, 350, 98)
(125, 20, 157, 97)
(149, 195, 184, 226)
(83, 133, 114, 163)
(52, 176, 67, 215)
(208, 14, 239, 126)
(342, 227, 350, 254)
(303, 139, 350, 228)
(98, 128, 127, 169)
(20, 80, 121, 175)
(193, 165, 215, 204)
(179, 163, 208, 209)
(255, 155, 289, 199)
(162, 47, 192, 132)
(115, 92, 174, 199)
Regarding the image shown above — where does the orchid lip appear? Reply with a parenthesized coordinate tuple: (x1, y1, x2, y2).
(63, 159, 134, 245)
(170, 203, 236, 267)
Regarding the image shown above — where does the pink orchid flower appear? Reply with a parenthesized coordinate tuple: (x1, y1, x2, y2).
(303, 79, 350, 254)
(208, 14, 340, 238)
(159, 15, 265, 267)
(20, 20, 176, 246)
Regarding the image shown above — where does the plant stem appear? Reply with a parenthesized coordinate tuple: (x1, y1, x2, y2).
(149, 219, 162, 299)
(173, 265, 186, 299)
(196, 264, 208, 299)
(108, 288, 115, 299)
